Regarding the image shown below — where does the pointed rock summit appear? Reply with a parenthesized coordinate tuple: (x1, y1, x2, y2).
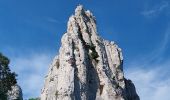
(41, 5, 139, 100)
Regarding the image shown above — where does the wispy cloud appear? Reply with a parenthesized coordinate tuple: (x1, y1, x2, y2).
(125, 61, 170, 100)
(125, 24, 170, 100)
(10, 52, 55, 99)
(148, 25, 170, 60)
(129, 25, 170, 67)
(46, 17, 62, 24)
(141, 1, 169, 18)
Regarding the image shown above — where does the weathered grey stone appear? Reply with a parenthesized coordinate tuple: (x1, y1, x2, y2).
(41, 5, 139, 100)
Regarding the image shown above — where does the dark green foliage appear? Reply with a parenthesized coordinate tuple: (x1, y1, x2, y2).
(87, 44, 99, 63)
(28, 97, 40, 100)
(75, 46, 79, 51)
(56, 59, 60, 69)
(0, 53, 17, 100)
(99, 85, 104, 95)
(112, 76, 115, 80)
(55, 90, 59, 98)
(96, 40, 100, 44)
(115, 83, 119, 89)
(90, 51, 99, 60)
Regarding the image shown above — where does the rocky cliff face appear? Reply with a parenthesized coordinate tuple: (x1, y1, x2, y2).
(7, 84, 23, 100)
(41, 5, 139, 100)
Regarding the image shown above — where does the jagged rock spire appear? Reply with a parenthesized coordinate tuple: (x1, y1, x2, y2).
(75, 5, 84, 16)
(41, 5, 139, 100)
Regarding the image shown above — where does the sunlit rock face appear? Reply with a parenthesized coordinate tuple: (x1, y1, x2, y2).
(41, 5, 139, 100)
(7, 84, 23, 100)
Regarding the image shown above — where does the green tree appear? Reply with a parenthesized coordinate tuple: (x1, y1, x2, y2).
(0, 53, 17, 100)
(28, 97, 40, 100)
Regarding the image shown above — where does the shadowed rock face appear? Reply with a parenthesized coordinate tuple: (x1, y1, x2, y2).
(41, 5, 139, 100)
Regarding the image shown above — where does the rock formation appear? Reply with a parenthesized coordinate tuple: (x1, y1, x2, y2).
(41, 5, 139, 100)
(7, 84, 23, 100)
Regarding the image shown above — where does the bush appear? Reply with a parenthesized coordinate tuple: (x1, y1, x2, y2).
(28, 97, 40, 100)
(87, 44, 99, 63)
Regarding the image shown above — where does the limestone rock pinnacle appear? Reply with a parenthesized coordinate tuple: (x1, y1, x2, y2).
(41, 5, 140, 100)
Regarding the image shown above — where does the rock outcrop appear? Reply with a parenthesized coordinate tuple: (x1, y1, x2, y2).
(41, 5, 139, 100)
(7, 84, 23, 100)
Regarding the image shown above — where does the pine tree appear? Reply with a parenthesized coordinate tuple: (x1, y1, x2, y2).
(0, 53, 17, 100)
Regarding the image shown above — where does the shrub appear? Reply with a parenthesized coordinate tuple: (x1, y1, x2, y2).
(55, 90, 59, 98)
(87, 44, 99, 63)
(28, 97, 40, 100)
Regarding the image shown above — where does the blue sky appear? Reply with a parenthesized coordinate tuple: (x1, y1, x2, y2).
(0, 0, 170, 99)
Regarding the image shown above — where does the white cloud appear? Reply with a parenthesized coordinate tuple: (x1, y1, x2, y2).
(125, 62, 170, 100)
(124, 23, 170, 100)
(141, 1, 169, 18)
(47, 17, 61, 24)
(9, 52, 55, 99)
(130, 25, 170, 67)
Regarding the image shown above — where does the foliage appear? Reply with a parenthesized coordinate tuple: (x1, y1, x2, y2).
(90, 51, 99, 60)
(56, 59, 60, 69)
(55, 90, 59, 98)
(87, 44, 99, 62)
(99, 85, 104, 95)
(28, 97, 40, 100)
(0, 53, 17, 100)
